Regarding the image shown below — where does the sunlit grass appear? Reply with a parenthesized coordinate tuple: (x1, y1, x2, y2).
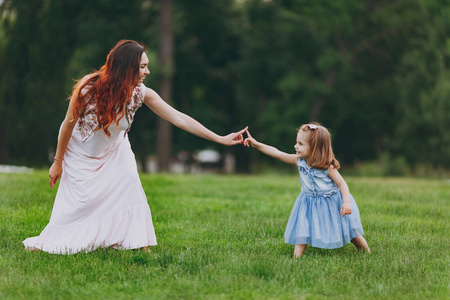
(0, 172, 448, 299)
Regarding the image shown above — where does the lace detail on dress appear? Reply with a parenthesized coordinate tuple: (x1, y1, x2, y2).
(78, 100, 98, 142)
(78, 85, 145, 142)
(124, 86, 144, 135)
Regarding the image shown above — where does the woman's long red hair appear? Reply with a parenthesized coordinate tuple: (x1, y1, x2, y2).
(70, 40, 145, 137)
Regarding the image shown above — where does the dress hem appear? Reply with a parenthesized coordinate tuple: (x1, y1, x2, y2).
(22, 204, 157, 255)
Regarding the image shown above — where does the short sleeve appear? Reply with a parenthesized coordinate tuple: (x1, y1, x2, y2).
(297, 158, 308, 170)
(125, 84, 146, 126)
(139, 83, 146, 99)
(75, 74, 96, 105)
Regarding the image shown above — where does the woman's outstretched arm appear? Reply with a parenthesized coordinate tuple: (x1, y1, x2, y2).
(144, 87, 246, 145)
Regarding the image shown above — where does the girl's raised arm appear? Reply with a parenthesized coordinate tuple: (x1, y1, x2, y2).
(244, 129, 297, 165)
(144, 87, 246, 145)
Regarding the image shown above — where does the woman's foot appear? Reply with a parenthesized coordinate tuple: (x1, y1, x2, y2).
(294, 244, 307, 258)
(25, 246, 40, 252)
(351, 237, 370, 253)
(140, 246, 151, 253)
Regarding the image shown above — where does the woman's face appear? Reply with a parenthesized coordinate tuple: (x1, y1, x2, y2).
(137, 52, 150, 86)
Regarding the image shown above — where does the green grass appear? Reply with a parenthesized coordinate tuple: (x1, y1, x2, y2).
(0, 172, 449, 299)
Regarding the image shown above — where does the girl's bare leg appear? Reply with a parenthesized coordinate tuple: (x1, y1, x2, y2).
(294, 244, 307, 258)
(351, 236, 370, 253)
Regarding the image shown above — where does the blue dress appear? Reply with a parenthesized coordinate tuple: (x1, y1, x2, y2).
(284, 159, 365, 249)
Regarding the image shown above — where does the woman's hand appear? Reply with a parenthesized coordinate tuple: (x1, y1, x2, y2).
(49, 161, 63, 189)
(340, 202, 352, 217)
(219, 127, 247, 146)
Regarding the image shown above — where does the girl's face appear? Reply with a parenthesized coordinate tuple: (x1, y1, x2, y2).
(294, 131, 310, 160)
(137, 52, 150, 86)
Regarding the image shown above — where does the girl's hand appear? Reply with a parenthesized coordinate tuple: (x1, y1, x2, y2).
(220, 127, 247, 146)
(340, 202, 352, 217)
(243, 129, 257, 148)
(49, 161, 63, 189)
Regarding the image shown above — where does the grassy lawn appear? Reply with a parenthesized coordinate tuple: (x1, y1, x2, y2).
(0, 171, 448, 299)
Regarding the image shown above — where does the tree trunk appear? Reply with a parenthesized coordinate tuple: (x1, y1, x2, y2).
(0, 130, 8, 164)
(157, 0, 174, 172)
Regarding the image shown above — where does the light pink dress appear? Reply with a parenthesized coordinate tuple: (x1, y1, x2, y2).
(23, 83, 157, 254)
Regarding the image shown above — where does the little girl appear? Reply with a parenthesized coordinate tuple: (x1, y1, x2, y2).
(243, 123, 370, 257)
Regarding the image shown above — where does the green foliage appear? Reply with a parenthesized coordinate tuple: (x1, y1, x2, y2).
(1, 172, 449, 299)
(0, 0, 83, 164)
(0, 0, 449, 170)
(171, 0, 241, 149)
(0, 0, 153, 165)
(234, 0, 450, 168)
(346, 153, 411, 177)
(392, 0, 450, 167)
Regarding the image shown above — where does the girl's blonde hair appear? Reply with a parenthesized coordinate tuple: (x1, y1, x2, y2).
(298, 123, 340, 170)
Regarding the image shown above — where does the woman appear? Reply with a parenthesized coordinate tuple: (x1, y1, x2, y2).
(23, 40, 246, 254)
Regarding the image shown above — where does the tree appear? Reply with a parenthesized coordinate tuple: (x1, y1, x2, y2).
(0, 0, 82, 164)
(1, 0, 448, 172)
(156, 0, 174, 172)
(164, 0, 243, 170)
(391, 0, 450, 167)
(0, 0, 147, 166)
(234, 0, 449, 170)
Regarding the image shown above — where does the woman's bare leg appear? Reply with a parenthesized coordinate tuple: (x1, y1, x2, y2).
(25, 246, 40, 252)
(140, 246, 151, 253)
